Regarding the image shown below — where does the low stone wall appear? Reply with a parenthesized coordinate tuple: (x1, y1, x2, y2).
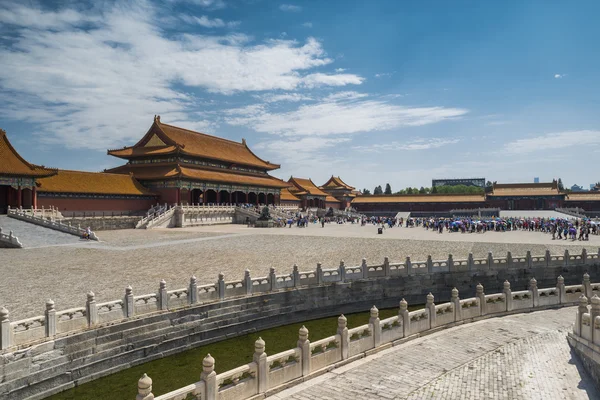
(61, 216, 140, 231)
(567, 292, 600, 387)
(1, 254, 600, 400)
(0, 227, 22, 248)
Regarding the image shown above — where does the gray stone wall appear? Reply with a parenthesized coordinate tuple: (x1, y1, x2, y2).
(1, 264, 599, 400)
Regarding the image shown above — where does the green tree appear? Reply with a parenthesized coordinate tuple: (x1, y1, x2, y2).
(557, 178, 565, 191)
(486, 181, 493, 187)
(374, 185, 383, 195)
(432, 186, 438, 193)
(362, 188, 371, 195)
(384, 183, 392, 195)
(418, 186, 426, 194)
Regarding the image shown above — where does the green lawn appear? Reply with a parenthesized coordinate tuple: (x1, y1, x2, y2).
(48, 305, 421, 400)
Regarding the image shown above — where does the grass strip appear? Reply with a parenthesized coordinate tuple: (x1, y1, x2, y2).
(48, 305, 421, 400)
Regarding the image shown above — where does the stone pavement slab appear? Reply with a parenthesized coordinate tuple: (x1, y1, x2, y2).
(272, 307, 599, 400)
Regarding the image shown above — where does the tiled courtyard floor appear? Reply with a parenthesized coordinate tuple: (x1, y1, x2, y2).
(0, 218, 598, 319)
(273, 307, 598, 400)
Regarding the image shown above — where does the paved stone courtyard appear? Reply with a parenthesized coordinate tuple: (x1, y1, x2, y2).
(0, 219, 598, 319)
(273, 307, 599, 400)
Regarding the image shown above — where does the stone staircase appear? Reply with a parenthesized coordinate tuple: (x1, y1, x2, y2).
(0, 216, 81, 248)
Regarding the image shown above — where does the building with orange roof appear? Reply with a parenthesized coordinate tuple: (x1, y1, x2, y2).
(351, 193, 487, 213)
(107, 116, 290, 205)
(279, 187, 301, 207)
(287, 177, 332, 209)
(486, 181, 563, 210)
(320, 176, 356, 209)
(36, 170, 156, 213)
(0, 129, 57, 212)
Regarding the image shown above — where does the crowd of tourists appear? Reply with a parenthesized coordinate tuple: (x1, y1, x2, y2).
(360, 215, 598, 241)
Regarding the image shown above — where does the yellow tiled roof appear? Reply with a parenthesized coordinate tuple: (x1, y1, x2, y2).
(566, 193, 600, 201)
(321, 176, 355, 190)
(0, 129, 57, 177)
(289, 177, 329, 196)
(280, 187, 301, 201)
(37, 170, 154, 196)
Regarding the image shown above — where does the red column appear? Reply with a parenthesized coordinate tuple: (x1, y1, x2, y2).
(216, 191, 221, 204)
(32, 187, 37, 209)
(256, 194, 259, 206)
(246, 192, 249, 203)
(203, 191, 207, 205)
(176, 188, 181, 205)
(17, 187, 22, 208)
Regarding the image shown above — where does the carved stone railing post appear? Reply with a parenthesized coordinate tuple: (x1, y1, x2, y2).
(582, 248, 588, 265)
(576, 295, 589, 336)
(361, 258, 368, 279)
(0, 306, 11, 350)
(467, 253, 474, 271)
(292, 264, 300, 288)
(526, 251, 532, 268)
(529, 278, 538, 307)
(406, 256, 412, 275)
(369, 305, 381, 348)
(584, 273, 592, 298)
(337, 314, 349, 360)
(189, 276, 198, 304)
(217, 273, 225, 300)
(591, 295, 600, 343)
(316, 263, 323, 285)
(426, 293, 436, 328)
(545, 250, 551, 267)
(339, 260, 346, 282)
(269, 268, 277, 291)
(487, 252, 494, 269)
(298, 326, 310, 376)
(86, 291, 98, 326)
(124, 286, 134, 318)
(564, 250, 569, 268)
(383, 257, 390, 276)
(201, 354, 217, 400)
(244, 270, 253, 295)
(399, 298, 410, 337)
(451, 288, 461, 321)
(159, 280, 168, 310)
(506, 251, 513, 268)
(503, 280, 513, 312)
(136, 373, 154, 400)
(45, 299, 56, 337)
(447, 254, 454, 272)
(557, 275, 566, 303)
(254, 337, 268, 393)
(476, 283, 486, 316)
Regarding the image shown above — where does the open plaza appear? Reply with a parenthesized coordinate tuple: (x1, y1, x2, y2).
(1, 220, 598, 320)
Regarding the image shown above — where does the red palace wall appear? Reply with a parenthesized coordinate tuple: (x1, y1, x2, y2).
(38, 196, 156, 212)
(353, 202, 487, 213)
(326, 202, 342, 210)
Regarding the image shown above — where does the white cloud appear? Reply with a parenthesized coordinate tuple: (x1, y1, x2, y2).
(353, 138, 460, 152)
(375, 72, 394, 78)
(168, 0, 226, 10)
(302, 73, 364, 88)
(505, 131, 600, 154)
(302, 22, 312, 28)
(0, 1, 364, 150)
(554, 74, 565, 79)
(280, 4, 302, 12)
(335, 68, 346, 72)
(225, 94, 468, 137)
(323, 91, 368, 101)
(254, 93, 313, 103)
(180, 15, 240, 28)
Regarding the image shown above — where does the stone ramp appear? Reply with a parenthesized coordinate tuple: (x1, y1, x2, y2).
(395, 211, 411, 220)
(499, 210, 575, 219)
(0, 215, 82, 248)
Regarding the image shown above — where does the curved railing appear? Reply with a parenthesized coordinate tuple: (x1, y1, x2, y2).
(1, 248, 599, 351)
(135, 274, 594, 400)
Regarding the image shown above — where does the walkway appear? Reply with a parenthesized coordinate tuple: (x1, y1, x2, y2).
(0, 215, 81, 248)
(273, 307, 598, 400)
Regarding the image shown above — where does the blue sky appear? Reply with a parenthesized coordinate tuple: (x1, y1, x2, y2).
(1, 0, 599, 191)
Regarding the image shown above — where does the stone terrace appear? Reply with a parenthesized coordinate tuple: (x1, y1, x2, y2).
(0, 223, 598, 319)
(274, 307, 598, 400)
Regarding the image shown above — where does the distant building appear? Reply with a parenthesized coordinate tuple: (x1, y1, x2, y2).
(570, 184, 585, 192)
(534, 177, 540, 184)
(432, 178, 485, 188)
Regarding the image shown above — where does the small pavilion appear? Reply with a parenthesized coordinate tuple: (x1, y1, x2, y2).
(287, 177, 330, 209)
(320, 176, 356, 209)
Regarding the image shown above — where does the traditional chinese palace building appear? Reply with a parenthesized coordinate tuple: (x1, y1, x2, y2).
(3, 119, 600, 215)
(106, 116, 290, 205)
